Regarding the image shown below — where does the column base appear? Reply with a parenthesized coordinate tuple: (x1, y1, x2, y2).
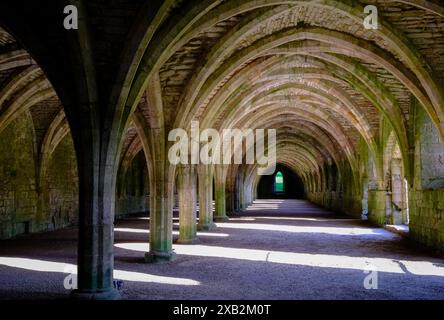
(70, 288, 121, 300)
(144, 250, 176, 263)
(214, 215, 229, 222)
(197, 222, 217, 231)
(175, 237, 200, 244)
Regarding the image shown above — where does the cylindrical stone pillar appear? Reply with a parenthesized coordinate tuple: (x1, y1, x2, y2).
(71, 152, 120, 300)
(145, 189, 176, 262)
(214, 179, 229, 221)
(177, 165, 198, 244)
(198, 164, 216, 231)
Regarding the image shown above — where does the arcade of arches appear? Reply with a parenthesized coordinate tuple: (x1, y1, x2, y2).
(1, 1, 444, 299)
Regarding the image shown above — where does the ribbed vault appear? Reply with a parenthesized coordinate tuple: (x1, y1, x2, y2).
(1, 0, 444, 297)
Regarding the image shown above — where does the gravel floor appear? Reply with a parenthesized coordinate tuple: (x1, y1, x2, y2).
(0, 199, 444, 300)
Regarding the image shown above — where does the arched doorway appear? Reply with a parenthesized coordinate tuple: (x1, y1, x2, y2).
(384, 133, 409, 226)
(257, 164, 304, 199)
(274, 171, 284, 193)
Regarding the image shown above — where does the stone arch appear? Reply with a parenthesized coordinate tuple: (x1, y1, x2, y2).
(384, 131, 409, 225)
(39, 132, 78, 231)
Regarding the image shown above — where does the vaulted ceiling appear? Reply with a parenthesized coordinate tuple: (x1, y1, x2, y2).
(1, 0, 443, 182)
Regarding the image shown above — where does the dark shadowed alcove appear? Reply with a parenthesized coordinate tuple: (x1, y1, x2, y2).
(257, 164, 305, 199)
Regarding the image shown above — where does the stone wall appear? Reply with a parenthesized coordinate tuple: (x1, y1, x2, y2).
(0, 112, 153, 239)
(367, 190, 386, 225)
(409, 189, 444, 249)
(0, 114, 37, 239)
(0, 114, 79, 239)
(409, 104, 444, 250)
(307, 101, 444, 251)
(116, 151, 149, 217)
(306, 162, 362, 218)
(307, 190, 361, 218)
(39, 134, 78, 231)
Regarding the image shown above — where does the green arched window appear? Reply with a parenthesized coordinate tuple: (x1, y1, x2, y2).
(274, 171, 284, 193)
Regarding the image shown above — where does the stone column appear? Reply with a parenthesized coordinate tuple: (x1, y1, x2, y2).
(245, 181, 252, 207)
(368, 189, 387, 225)
(71, 131, 120, 300)
(197, 164, 216, 231)
(177, 165, 198, 244)
(233, 176, 240, 213)
(73, 192, 119, 300)
(145, 183, 175, 262)
(226, 188, 234, 215)
(239, 171, 246, 210)
(145, 128, 175, 263)
(361, 179, 369, 220)
(391, 158, 403, 225)
(214, 179, 229, 221)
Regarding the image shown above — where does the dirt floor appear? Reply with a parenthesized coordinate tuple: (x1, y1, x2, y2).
(0, 199, 443, 300)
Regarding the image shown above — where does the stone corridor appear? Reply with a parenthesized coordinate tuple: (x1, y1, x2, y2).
(0, 200, 443, 300)
(1, 1, 444, 300)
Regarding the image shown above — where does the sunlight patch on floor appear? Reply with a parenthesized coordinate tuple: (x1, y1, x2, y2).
(213, 222, 390, 236)
(114, 243, 444, 277)
(114, 228, 229, 237)
(253, 216, 320, 221)
(0, 257, 200, 286)
(136, 217, 180, 221)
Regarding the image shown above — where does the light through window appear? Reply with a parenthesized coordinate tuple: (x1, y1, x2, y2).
(275, 171, 284, 193)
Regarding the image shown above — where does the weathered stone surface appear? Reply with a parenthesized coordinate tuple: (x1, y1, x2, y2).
(1, 0, 444, 299)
